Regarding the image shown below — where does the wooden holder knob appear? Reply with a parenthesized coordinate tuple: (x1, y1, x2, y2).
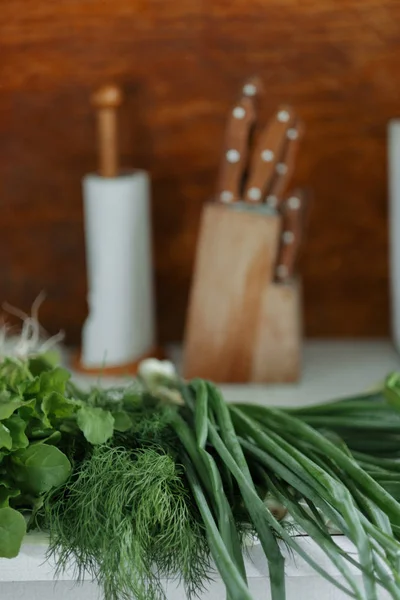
(91, 84, 123, 178)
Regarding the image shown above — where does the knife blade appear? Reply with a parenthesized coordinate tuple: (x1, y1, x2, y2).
(265, 119, 304, 210)
(243, 105, 297, 204)
(216, 92, 257, 204)
(275, 189, 306, 282)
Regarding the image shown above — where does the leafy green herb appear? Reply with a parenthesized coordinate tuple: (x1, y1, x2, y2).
(0, 423, 12, 450)
(3, 352, 400, 600)
(44, 445, 210, 600)
(0, 357, 134, 559)
(4, 415, 29, 449)
(0, 481, 20, 508)
(9, 444, 71, 495)
(0, 397, 25, 420)
(0, 506, 26, 558)
(76, 405, 114, 444)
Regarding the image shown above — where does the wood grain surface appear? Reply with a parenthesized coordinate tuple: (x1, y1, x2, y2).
(1, 0, 397, 341)
(183, 203, 281, 382)
(252, 279, 302, 383)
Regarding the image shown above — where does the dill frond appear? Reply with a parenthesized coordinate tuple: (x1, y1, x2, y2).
(44, 444, 210, 600)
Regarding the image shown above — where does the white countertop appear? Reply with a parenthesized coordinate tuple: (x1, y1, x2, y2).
(216, 338, 399, 406)
(71, 339, 400, 407)
(2, 531, 390, 600)
(1, 339, 397, 599)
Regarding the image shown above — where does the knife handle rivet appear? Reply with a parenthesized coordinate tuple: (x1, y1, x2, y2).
(276, 163, 288, 175)
(287, 128, 298, 140)
(261, 149, 274, 162)
(243, 83, 257, 96)
(247, 187, 262, 201)
(277, 109, 290, 123)
(232, 106, 246, 119)
(276, 264, 289, 278)
(226, 149, 241, 163)
(282, 231, 295, 244)
(267, 195, 278, 208)
(288, 196, 301, 210)
(220, 190, 234, 203)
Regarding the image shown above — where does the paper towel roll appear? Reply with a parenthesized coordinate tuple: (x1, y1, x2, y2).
(81, 171, 155, 367)
(389, 120, 400, 352)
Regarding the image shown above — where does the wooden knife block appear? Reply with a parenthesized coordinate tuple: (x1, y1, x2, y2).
(183, 202, 302, 383)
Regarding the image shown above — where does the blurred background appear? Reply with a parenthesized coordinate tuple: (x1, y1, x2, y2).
(1, 0, 397, 344)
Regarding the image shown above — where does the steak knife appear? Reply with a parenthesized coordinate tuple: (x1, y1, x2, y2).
(275, 189, 306, 282)
(216, 79, 261, 203)
(265, 119, 304, 210)
(243, 105, 296, 204)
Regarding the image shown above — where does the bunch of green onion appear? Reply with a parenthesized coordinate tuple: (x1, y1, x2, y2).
(167, 378, 400, 600)
(42, 364, 400, 600)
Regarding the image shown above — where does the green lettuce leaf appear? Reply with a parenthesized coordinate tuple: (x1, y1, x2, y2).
(77, 405, 114, 444)
(3, 415, 29, 450)
(0, 399, 25, 421)
(38, 367, 71, 397)
(28, 352, 60, 376)
(0, 359, 33, 394)
(0, 424, 12, 450)
(42, 391, 77, 422)
(17, 399, 39, 422)
(31, 368, 72, 428)
(9, 444, 71, 495)
(0, 507, 26, 558)
(0, 481, 20, 508)
(112, 411, 132, 432)
(30, 431, 62, 446)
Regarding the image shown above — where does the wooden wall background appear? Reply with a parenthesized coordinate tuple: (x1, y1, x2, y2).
(1, 0, 399, 343)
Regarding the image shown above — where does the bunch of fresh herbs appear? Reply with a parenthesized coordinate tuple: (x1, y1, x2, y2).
(2, 352, 400, 600)
(0, 355, 132, 558)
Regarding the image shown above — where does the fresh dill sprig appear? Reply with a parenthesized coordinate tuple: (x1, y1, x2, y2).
(43, 444, 210, 600)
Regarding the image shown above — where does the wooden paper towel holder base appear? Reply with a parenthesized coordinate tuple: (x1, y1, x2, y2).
(182, 202, 302, 383)
(72, 345, 165, 377)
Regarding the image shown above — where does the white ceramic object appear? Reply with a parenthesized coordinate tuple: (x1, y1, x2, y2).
(81, 170, 155, 367)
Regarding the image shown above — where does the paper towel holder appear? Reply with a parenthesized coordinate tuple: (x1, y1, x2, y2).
(73, 83, 163, 376)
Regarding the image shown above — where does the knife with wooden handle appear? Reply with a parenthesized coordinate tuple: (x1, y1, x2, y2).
(265, 119, 304, 210)
(215, 79, 262, 204)
(243, 105, 297, 204)
(242, 75, 263, 99)
(275, 189, 306, 282)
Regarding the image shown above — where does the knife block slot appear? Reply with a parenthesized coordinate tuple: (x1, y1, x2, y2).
(183, 202, 302, 383)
